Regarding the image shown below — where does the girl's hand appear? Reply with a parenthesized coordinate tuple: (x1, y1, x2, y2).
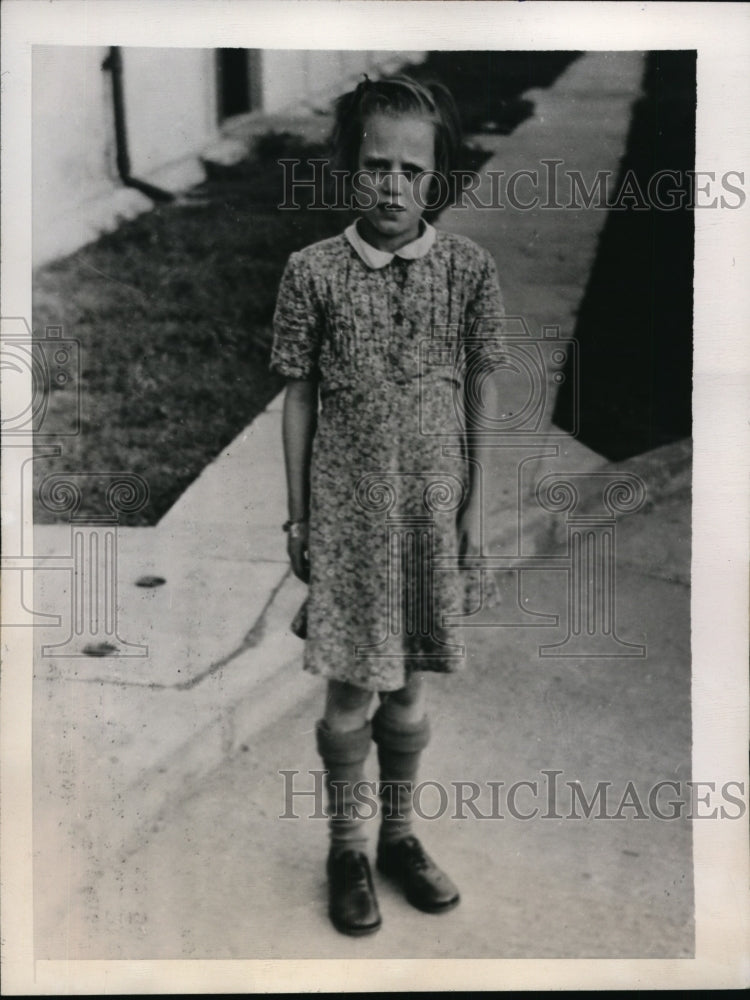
(456, 500, 481, 558)
(287, 522, 311, 583)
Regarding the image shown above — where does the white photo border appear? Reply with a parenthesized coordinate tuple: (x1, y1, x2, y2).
(2, 0, 749, 992)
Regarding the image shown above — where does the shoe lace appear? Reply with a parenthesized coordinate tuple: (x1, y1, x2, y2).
(400, 836, 431, 871)
(344, 852, 371, 887)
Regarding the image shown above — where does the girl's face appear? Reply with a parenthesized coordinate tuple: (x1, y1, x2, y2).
(355, 113, 436, 252)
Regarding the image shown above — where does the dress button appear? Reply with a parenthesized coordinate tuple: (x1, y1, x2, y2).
(393, 311, 404, 325)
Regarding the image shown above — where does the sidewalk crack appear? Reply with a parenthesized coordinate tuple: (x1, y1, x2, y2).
(173, 567, 293, 690)
(64, 567, 294, 691)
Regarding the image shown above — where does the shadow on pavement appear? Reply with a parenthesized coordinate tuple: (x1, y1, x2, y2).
(553, 51, 696, 461)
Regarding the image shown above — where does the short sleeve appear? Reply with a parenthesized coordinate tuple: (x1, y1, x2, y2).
(465, 248, 505, 342)
(460, 248, 506, 432)
(270, 252, 322, 380)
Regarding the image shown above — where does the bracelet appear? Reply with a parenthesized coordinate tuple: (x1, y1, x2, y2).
(283, 519, 308, 539)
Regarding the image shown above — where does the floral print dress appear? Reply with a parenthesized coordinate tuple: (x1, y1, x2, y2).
(270, 221, 504, 691)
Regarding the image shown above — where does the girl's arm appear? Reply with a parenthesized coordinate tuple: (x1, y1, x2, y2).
(282, 377, 319, 581)
(458, 365, 501, 555)
(458, 249, 505, 556)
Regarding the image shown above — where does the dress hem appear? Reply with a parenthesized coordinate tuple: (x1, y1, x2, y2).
(302, 656, 466, 693)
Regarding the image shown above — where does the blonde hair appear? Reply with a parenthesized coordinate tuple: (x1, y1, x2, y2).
(330, 73, 462, 181)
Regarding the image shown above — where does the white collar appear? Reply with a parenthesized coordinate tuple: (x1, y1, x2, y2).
(345, 219, 436, 269)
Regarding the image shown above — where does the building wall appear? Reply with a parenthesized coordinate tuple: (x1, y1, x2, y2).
(32, 45, 117, 262)
(121, 48, 218, 183)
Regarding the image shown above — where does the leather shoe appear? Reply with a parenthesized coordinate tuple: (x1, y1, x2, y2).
(377, 835, 460, 913)
(327, 849, 382, 936)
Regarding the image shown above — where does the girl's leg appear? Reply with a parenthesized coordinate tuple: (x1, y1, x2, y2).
(373, 670, 460, 913)
(372, 671, 429, 845)
(316, 679, 374, 854)
(377, 670, 426, 722)
(316, 679, 380, 935)
(324, 678, 374, 731)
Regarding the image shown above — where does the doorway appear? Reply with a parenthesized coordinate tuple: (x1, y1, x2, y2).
(217, 49, 262, 121)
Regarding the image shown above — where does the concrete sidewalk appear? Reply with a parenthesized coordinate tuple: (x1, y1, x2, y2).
(32, 51, 694, 963)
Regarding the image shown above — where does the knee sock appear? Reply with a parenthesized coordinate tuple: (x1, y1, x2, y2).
(315, 718, 372, 857)
(371, 704, 431, 846)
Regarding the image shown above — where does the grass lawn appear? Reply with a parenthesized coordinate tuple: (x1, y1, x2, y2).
(33, 141, 346, 526)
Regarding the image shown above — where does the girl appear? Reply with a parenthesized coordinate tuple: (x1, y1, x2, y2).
(270, 75, 503, 937)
